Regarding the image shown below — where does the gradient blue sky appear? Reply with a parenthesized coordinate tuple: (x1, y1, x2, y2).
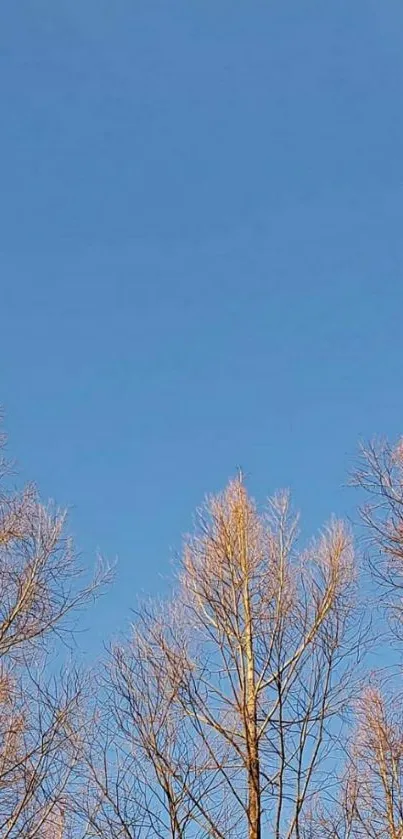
(1, 1, 403, 652)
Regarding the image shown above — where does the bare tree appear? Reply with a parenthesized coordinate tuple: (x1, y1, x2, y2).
(305, 435, 403, 839)
(0, 431, 109, 837)
(307, 684, 403, 838)
(0, 667, 88, 839)
(0, 484, 106, 661)
(353, 437, 403, 637)
(91, 476, 362, 839)
(82, 601, 220, 839)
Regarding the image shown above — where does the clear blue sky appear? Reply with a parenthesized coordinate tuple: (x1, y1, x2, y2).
(1, 1, 403, 651)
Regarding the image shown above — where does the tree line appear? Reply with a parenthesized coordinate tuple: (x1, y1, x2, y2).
(1, 431, 403, 838)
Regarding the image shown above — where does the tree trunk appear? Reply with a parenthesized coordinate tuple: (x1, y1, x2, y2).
(240, 503, 261, 839)
(247, 743, 261, 839)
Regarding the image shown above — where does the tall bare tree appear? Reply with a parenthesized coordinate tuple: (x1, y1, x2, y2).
(89, 476, 362, 839)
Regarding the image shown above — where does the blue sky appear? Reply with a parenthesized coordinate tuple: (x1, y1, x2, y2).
(1, 1, 403, 652)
